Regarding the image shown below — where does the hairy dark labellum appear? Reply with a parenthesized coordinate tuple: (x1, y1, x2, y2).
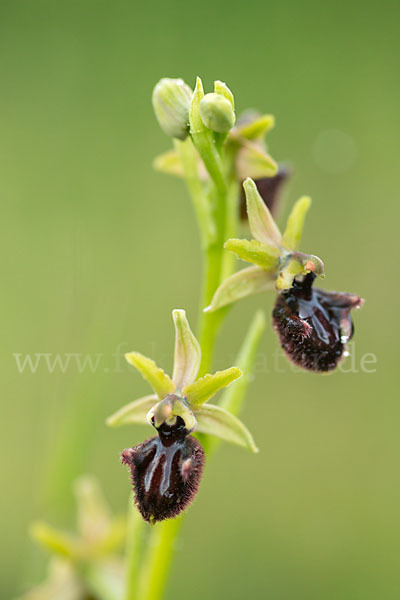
(121, 417, 204, 523)
(240, 165, 290, 219)
(272, 273, 363, 372)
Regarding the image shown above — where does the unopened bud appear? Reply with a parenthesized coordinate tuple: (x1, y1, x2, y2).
(199, 92, 236, 133)
(152, 78, 193, 140)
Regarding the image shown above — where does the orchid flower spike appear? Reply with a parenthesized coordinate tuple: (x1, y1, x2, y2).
(20, 476, 126, 600)
(206, 177, 325, 312)
(107, 309, 257, 523)
(206, 179, 363, 373)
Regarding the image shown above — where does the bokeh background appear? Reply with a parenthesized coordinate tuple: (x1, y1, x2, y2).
(1, 1, 399, 598)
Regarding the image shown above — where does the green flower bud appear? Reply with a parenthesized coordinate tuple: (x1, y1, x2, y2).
(152, 78, 193, 140)
(199, 92, 236, 133)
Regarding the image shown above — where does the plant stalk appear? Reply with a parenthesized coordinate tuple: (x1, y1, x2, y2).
(133, 134, 238, 600)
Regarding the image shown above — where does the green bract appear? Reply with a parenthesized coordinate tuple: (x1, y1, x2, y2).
(206, 177, 325, 312)
(107, 309, 258, 453)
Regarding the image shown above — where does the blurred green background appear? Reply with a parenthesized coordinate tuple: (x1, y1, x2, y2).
(1, 0, 399, 598)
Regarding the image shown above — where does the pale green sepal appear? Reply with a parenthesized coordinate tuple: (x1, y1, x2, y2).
(205, 265, 275, 312)
(214, 80, 234, 107)
(125, 352, 175, 400)
(30, 522, 80, 560)
(147, 395, 196, 431)
(189, 77, 226, 192)
(237, 142, 278, 180)
(236, 114, 275, 140)
(172, 309, 201, 389)
(199, 93, 235, 133)
(106, 394, 157, 427)
(195, 403, 258, 453)
(243, 178, 282, 247)
(153, 150, 184, 178)
(183, 367, 242, 407)
(282, 196, 311, 250)
(224, 238, 280, 270)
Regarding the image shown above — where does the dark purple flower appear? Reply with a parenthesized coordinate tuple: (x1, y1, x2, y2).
(121, 417, 204, 523)
(272, 273, 363, 372)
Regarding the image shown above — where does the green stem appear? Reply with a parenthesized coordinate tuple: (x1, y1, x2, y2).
(174, 139, 215, 249)
(136, 519, 181, 600)
(136, 132, 236, 600)
(203, 310, 266, 454)
(124, 497, 145, 600)
(221, 178, 239, 281)
(198, 238, 227, 375)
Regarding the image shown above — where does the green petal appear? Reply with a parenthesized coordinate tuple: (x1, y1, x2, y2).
(195, 403, 258, 452)
(125, 352, 175, 399)
(224, 238, 280, 270)
(106, 394, 157, 427)
(30, 522, 80, 560)
(205, 265, 275, 312)
(243, 178, 282, 247)
(282, 196, 311, 250)
(172, 309, 201, 389)
(237, 142, 278, 180)
(183, 367, 242, 407)
(153, 149, 184, 178)
(236, 114, 275, 140)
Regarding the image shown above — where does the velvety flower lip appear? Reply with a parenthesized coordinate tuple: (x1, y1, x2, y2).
(121, 417, 205, 524)
(272, 273, 364, 372)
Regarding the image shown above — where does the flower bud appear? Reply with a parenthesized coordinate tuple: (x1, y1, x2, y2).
(272, 273, 363, 372)
(199, 92, 236, 133)
(152, 78, 193, 140)
(121, 416, 204, 523)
